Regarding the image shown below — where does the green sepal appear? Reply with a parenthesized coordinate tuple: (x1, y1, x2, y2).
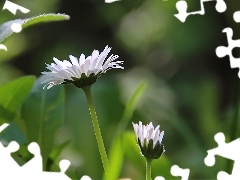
(137, 138, 165, 160)
(63, 73, 98, 88)
(152, 142, 165, 159)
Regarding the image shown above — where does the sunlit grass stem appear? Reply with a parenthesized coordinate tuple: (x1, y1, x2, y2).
(82, 85, 109, 175)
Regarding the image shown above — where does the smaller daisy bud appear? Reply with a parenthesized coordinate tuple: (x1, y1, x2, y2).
(132, 121, 165, 160)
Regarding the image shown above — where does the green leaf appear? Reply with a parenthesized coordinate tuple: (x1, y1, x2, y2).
(0, 13, 70, 44)
(22, 13, 70, 29)
(105, 80, 148, 180)
(0, 76, 35, 123)
(21, 77, 65, 170)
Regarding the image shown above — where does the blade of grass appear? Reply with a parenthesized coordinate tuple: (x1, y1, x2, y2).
(105, 80, 148, 180)
(118, 80, 148, 133)
(226, 81, 240, 173)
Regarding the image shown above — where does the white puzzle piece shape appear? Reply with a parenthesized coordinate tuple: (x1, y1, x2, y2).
(0, 44, 7, 51)
(154, 176, 165, 180)
(174, 0, 227, 22)
(215, 27, 240, 78)
(233, 11, 240, 23)
(0, 123, 9, 132)
(2, 0, 30, 15)
(204, 132, 240, 180)
(0, 138, 72, 179)
(171, 165, 190, 180)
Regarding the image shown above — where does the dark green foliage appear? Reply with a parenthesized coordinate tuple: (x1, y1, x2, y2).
(21, 78, 65, 169)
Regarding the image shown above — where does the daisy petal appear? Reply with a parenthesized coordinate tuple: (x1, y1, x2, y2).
(41, 45, 123, 89)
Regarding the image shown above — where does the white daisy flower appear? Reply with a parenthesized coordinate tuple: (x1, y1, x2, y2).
(132, 121, 165, 159)
(41, 45, 124, 89)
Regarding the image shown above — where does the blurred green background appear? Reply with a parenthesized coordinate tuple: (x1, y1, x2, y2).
(1, 0, 240, 179)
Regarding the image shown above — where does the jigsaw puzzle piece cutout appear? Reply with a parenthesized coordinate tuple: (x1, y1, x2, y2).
(37, 160, 71, 180)
(204, 132, 226, 167)
(154, 176, 165, 180)
(105, 0, 121, 3)
(1, 0, 30, 51)
(80, 175, 92, 180)
(216, 28, 240, 77)
(21, 144, 71, 179)
(11, 23, 22, 33)
(204, 132, 240, 180)
(217, 170, 240, 180)
(0, 141, 20, 174)
(21, 142, 42, 172)
(217, 160, 240, 180)
(0, 124, 20, 177)
(0, 139, 72, 179)
(214, 0, 227, 13)
(0, 44, 7, 51)
(233, 11, 240, 23)
(2, 0, 30, 15)
(171, 165, 190, 180)
(205, 132, 240, 162)
(174, 0, 227, 22)
(174, 1, 188, 22)
(204, 151, 216, 167)
(0, 123, 9, 133)
(59, 159, 70, 174)
(40, 171, 71, 180)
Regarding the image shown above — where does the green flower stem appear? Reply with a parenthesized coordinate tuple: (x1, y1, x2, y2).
(82, 85, 109, 174)
(146, 158, 152, 180)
